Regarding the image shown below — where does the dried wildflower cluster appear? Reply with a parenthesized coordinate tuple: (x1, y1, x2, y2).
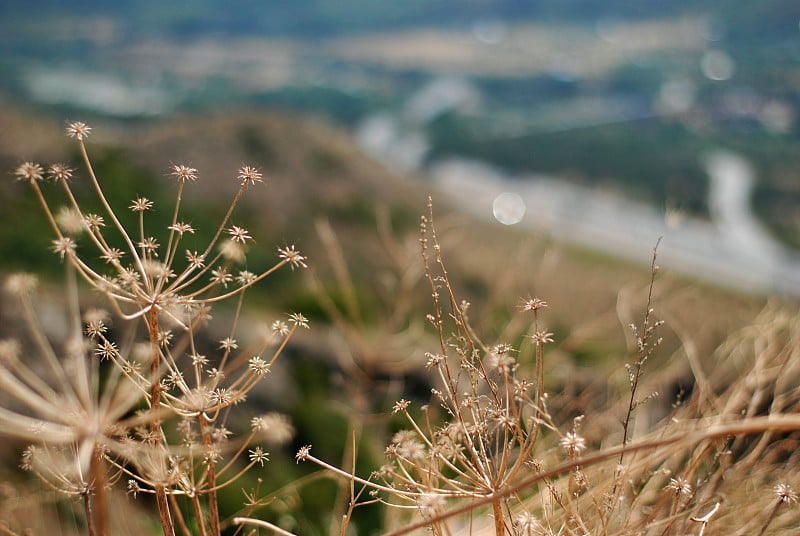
(370, 202, 584, 535)
(7, 126, 800, 536)
(297, 199, 574, 535)
(293, 199, 800, 536)
(5, 122, 308, 536)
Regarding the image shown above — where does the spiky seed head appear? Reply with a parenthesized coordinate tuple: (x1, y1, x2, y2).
(48, 163, 74, 181)
(237, 165, 263, 185)
(15, 162, 44, 183)
(666, 477, 693, 498)
(169, 164, 198, 182)
(278, 245, 308, 269)
(520, 297, 548, 312)
(775, 483, 798, 505)
(560, 431, 586, 457)
(65, 121, 92, 140)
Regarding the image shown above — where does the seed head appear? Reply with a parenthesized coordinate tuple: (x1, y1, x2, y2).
(666, 477, 693, 498)
(295, 445, 312, 463)
(56, 207, 85, 234)
(211, 268, 233, 287)
(227, 226, 252, 244)
(95, 340, 118, 361)
(209, 388, 232, 407)
(560, 431, 586, 457)
(237, 270, 257, 286)
(391, 430, 426, 460)
(158, 330, 174, 347)
(237, 165, 263, 185)
(51, 237, 76, 260)
(489, 343, 517, 373)
(247, 356, 270, 375)
(278, 245, 308, 269)
(203, 444, 222, 465)
(520, 297, 548, 312)
(774, 483, 798, 505)
(138, 237, 160, 255)
(514, 511, 542, 535)
(15, 162, 44, 183)
(190, 353, 209, 367)
(529, 331, 554, 345)
(251, 413, 295, 444)
(392, 399, 411, 414)
(248, 447, 269, 466)
(219, 337, 238, 351)
(100, 248, 125, 264)
(65, 121, 92, 140)
(185, 250, 205, 269)
(48, 163, 74, 181)
(416, 493, 445, 519)
(271, 320, 289, 336)
(5, 273, 39, 295)
(169, 164, 198, 182)
(85, 318, 108, 339)
(168, 222, 195, 235)
(288, 313, 309, 329)
(129, 197, 154, 212)
(83, 213, 105, 230)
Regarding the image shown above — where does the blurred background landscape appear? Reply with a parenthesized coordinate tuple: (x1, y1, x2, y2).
(3, 0, 800, 292)
(2, 1, 800, 533)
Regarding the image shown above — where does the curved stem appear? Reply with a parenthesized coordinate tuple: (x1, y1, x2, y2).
(76, 140, 150, 294)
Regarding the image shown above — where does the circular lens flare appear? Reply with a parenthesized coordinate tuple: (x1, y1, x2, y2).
(492, 192, 526, 225)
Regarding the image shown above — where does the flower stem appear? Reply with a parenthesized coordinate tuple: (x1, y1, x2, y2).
(492, 499, 505, 536)
(148, 308, 175, 536)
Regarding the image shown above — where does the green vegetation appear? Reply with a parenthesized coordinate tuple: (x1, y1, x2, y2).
(428, 114, 711, 214)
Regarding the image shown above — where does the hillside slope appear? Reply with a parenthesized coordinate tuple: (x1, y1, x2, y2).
(0, 100, 765, 371)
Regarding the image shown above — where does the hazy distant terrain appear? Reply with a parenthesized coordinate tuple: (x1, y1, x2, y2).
(3, 1, 799, 39)
(2, 1, 800, 251)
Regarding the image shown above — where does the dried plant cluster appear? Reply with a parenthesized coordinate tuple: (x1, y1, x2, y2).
(5, 122, 307, 536)
(3, 125, 800, 536)
(296, 202, 800, 536)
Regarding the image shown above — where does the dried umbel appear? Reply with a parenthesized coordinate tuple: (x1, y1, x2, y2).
(292, 198, 800, 536)
(296, 198, 564, 536)
(7, 122, 309, 536)
(1, 269, 145, 536)
(367, 200, 568, 536)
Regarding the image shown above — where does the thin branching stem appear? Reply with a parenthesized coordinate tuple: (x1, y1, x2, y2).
(76, 139, 150, 293)
(382, 415, 800, 536)
(619, 238, 661, 467)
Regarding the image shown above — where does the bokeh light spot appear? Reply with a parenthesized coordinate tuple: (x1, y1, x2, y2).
(701, 50, 735, 81)
(493, 192, 526, 225)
